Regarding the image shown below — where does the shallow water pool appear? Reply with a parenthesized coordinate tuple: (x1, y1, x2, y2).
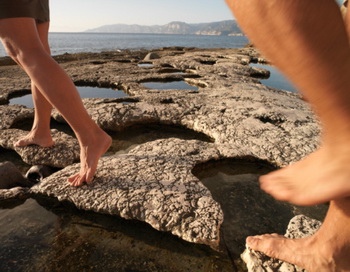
(250, 63, 299, 93)
(138, 63, 154, 67)
(9, 86, 128, 108)
(0, 197, 233, 272)
(141, 80, 199, 91)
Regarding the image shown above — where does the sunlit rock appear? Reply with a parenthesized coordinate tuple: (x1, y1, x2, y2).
(31, 148, 224, 249)
(0, 129, 79, 168)
(0, 105, 34, 129)
(0, 48, 323, 265)
(241, 215, 321, 272)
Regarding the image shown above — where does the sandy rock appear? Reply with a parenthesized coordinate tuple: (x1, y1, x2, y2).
(241, 215, 322, 272)
(0, 129, 79, 168)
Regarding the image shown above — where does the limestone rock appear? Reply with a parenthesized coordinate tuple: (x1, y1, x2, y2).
(143, 52, 160, 60)
(0, 187, 28, 200)
(0, 129, 79, 168)
(31, 151, 223, 249)
(0, 161, 32, 189)
(0, 48, 323, 256)
(241, 215, 322, 272)
(0, 105, 34, 129)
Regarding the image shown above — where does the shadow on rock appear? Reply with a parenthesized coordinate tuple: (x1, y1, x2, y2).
(0, 161, 58, 190)
(0, 161, 34, 189)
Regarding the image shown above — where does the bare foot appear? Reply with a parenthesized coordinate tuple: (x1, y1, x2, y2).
(67, 130, 112, 187)
(246, 199, 350, 272)
(259, 145, 350, 206)
(246, 234, 338, 272)
(14, 130, 54, 148)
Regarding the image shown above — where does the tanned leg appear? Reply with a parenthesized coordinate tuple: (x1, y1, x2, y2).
(225, 0, 350, 206)
(14, 21, 53, 148)
(225, 0, 350, 270)
(0, 18, 111, 186)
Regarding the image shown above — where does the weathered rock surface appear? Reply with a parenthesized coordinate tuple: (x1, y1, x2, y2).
(0, 187, 28, 200)
(0, 48, 322, 257)
(241, 215, 322, 272)
(31, 140, 223, 249)
(0, 129, 79, 168)
(0, 105, 33, 129)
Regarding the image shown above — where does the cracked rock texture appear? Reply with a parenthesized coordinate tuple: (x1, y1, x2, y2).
(241, 215, 322, 272)
(0, 105, 33, 129)
(0, 48, 321, 253)
(0, 129, 79, 168)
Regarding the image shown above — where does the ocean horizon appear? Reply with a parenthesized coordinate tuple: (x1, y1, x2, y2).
(0, 32, 249, 57)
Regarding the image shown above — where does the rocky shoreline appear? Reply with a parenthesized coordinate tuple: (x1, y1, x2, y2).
(0, 47, 327, 271)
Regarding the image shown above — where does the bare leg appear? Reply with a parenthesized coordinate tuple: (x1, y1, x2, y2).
(225, 0, 350, 206)
(225, 0, 350, 270)
(246, 199, 350, 272)
(346, 1, 350, 36)
(14, 22, 53, 148)
(0, 18, 111, 186)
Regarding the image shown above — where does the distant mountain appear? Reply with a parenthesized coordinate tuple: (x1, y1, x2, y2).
(86, 20, 243, 36)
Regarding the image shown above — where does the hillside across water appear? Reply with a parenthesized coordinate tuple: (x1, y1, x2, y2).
(86, 20, 243, 36)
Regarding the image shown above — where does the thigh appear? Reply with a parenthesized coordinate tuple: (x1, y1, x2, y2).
(0, 18, 45, 57)
(36, 21, 50, 54)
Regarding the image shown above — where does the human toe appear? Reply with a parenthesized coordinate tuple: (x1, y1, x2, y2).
(72, 174, 87, 187)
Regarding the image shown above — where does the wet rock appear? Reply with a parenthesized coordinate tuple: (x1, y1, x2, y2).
(0, 129, 79, 168)
(0, 161, 32, 189)
(241, 215, 322, 272)
(0, 197, 233, 272)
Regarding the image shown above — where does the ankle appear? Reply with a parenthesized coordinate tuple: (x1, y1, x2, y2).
(30, 125, 51, 135)
(76, 127, 110, 146)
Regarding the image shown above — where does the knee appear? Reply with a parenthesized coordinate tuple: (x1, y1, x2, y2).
(2, 40, 47, 67)
(2, 40, 21, 63)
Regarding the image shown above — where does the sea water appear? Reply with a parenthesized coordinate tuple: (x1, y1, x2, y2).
(250, 63, 299, 93)
(9, 86, 127, 108)
(0, 32, 249, 57)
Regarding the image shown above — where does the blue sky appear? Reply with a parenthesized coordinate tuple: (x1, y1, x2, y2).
(49, 0, 234, 32)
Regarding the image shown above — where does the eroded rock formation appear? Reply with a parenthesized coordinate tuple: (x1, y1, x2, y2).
(0, 47, 323, 268)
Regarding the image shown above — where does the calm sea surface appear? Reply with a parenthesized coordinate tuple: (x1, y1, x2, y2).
(0, 32, 249, 57)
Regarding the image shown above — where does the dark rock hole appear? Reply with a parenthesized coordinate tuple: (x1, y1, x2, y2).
(106, 123, 214, 155)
